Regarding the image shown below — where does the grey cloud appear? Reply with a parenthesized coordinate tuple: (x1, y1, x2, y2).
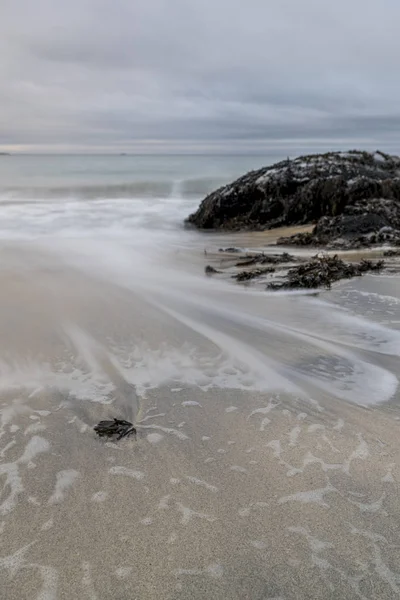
(1, 0, 400, 152)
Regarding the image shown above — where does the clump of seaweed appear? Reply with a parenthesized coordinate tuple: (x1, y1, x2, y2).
(236, 252, 294, 267)
(234, 266, 275, 282)
(94, 418, 136, 440)
(267, 254, 384, 290)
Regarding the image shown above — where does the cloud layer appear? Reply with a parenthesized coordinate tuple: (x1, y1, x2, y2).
(1, 0, 400, 153)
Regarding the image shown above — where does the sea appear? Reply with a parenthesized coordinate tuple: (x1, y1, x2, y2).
(0, 153, 275, 238)
(1, 153, 400, 599)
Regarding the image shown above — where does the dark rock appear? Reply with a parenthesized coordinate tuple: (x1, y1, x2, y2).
(277, 232, 321, 246)
(186, 151, 400, 248)
(218, 247, 242, 253)
(267, 255, 384, 291)
(384, 249, 400, 257)
(280, 219, 400, 250)
(94, 418, 136, 440)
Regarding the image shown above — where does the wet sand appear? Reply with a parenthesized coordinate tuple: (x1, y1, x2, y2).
(1, 238, 400, 599)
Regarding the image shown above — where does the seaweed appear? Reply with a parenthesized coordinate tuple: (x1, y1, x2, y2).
(94, 418, 136, 440)
(267, 255, 384, 290)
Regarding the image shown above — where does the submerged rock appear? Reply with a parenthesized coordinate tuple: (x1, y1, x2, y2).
(267, 255, 384, 291)
(187, 150, 400, 248)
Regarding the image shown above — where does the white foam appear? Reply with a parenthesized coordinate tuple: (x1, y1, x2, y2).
(140, 424, 188, 441)
(20, 436, 50, 464)
(230, 465, 247, 473)
(0, 440, 16, 458)
(81, 561, 99, 600)
(176, 502, 217, 525)
(41, 519, 54, 531)
(48, 469, 80, 505)
(250, 540, 267, 550)
(343, 433, 369, 475)
(158, 495, 171, 510)
(185, 476, 218, 493)
(91, 491, 108, 503)
(174, 563, 223, 578)
(0, 462, 23, 515)
(147, 433, 164, 444)
(109, 466, 145, 480)
(382, 463, 395, 483)
(349, 493, 387, 514)
(24, 423, 46, 435)
(279, 483, 337, 508)
(115, 567, 132, 579)
(288, 426, 301, 447)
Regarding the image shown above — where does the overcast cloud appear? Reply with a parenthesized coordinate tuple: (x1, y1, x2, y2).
(1, 0, 400, 153)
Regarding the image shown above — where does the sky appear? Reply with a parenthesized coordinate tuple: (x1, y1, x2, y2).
(1, 0, 400, 154)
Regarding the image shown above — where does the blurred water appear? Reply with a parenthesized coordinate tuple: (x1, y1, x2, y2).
(0, 152, 397, 410)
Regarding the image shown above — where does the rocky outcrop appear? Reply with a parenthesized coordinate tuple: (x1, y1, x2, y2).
(186, 151, 400, 247)
(277, 197, 400, 249)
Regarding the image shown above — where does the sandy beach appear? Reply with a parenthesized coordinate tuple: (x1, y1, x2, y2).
(1, 234, 400, 599)
(3, 0, 400, 593)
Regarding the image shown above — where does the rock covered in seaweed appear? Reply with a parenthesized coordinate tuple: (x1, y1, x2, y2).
(278, 198, 400, 249)
(186, 150, 400, 247)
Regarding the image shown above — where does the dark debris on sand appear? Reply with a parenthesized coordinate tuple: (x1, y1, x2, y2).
(267, 255, 384, 290)
(94, 418, 136, 440)
(218, 247, 242, 253)
(234, 266, 275, 282)
(205, 265, 220, 275)
(235, 252, 294, 268)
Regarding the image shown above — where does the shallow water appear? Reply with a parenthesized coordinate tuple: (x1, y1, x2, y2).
(1, 155, 400, 599)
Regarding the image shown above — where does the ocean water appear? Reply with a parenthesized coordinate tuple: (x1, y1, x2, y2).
(0, 154, 276, 238)
(2, 154, 400, 599)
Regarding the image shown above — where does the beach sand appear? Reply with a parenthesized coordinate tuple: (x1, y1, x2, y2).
(1, 239, 400, 599)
